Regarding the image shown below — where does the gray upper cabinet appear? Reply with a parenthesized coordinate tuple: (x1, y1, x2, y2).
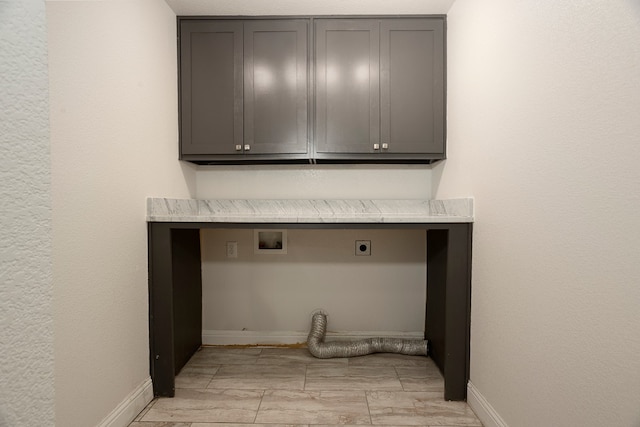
(179, 19, 309, 162)
(314, 18, 445, 161)
(315, 20, 380, 155)
(180, 20, 243, 157)
(179, 16, 445, 164)
(244, 20, 308, 156)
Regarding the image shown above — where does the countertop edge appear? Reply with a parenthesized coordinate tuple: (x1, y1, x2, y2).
(146, 198, 474, 223)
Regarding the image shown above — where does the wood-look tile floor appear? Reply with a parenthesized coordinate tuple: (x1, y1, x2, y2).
(129, 347, 482, 427)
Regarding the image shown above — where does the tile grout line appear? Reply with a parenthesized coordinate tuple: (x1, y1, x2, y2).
(364, 388, 374, 425)
(366, 359, 376, 425)
(303, 363, 309, 391)
(202, 365, 218, 389)
(394, 366, 407, 392)
(132, 397, 156, 422)
(252, 389, 266, 424)
(254, 347, 266, 424)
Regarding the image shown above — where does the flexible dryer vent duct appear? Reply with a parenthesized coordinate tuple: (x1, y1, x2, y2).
(307, 312, 428, 359)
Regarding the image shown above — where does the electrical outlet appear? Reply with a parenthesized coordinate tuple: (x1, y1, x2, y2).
(355, 240, 371, 256)
(226, 241, 238, 258)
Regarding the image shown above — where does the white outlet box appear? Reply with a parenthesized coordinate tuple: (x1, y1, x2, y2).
(355, 240, 371, 256)
(226, 241, 238, 258)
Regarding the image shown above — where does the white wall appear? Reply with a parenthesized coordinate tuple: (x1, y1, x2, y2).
(201, 228, 427, 343)
(47, 0, 195, 425)
(195, 165, 432, 200)
(440, 1, 640, 426)
(166, 0, 455, 16)
(0, 1, 55, 426)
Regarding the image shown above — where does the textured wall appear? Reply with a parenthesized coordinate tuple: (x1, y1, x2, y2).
(440, 1, 640, 426)
(0, 1, 55, 426)
(47, 0, 195, 425)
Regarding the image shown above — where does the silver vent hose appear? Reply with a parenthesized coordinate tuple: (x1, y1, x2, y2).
(307, 311, 428, 359)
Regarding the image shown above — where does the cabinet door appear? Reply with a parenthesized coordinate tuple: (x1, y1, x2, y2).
(244, 20, 308, 154)
(180, 20, 243, 155)
(380, 19, 445, 154)
(315, 20, 380, 154)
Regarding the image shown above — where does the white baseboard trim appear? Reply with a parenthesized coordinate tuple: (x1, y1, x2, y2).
(467, 381, 508, 427)
(202, 330, 425, 346)
(96, 377, 153, 427)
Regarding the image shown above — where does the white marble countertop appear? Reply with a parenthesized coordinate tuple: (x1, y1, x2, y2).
(146, 198, 474, 223)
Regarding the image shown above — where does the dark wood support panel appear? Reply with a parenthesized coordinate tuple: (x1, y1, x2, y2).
(148, 224, 202, 397)
(148, 222, 471, 400)
(426, 225, 473, 401)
